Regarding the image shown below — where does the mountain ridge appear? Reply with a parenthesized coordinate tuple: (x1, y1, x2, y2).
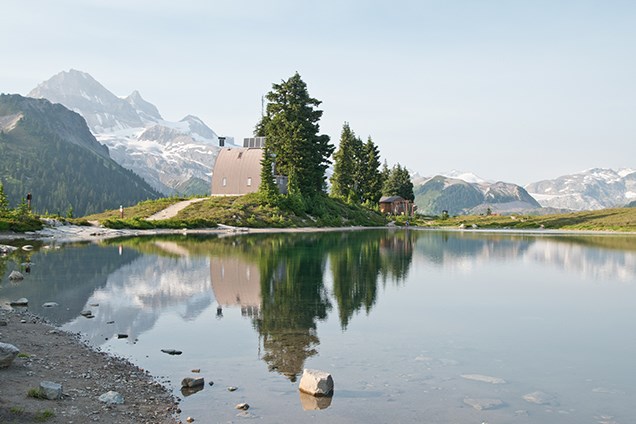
(27, 69, 222, 195)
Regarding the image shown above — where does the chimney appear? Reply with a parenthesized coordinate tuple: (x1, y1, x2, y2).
(219, 136, 226, 147)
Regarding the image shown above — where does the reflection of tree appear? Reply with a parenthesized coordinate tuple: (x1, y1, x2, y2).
(379, 230, 415, 286)
(330, 230, 416, 329)
(252, 235, 331, 382)
(330, 232, 381, 329)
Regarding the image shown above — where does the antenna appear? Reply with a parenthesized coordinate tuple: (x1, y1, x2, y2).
(261, 95, 265, 117)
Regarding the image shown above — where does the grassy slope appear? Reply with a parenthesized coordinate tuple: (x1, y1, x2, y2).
(419, 207, 636, 232)
(80, 193, 386, 229)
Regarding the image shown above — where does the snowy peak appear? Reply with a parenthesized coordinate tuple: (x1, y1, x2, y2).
(28, 69, 145, 132)
(440, 170, 487, 184)
(179, 115, 217, 140)
(125, 90, 162, 122)
(525, 168, 636, 210)
(28, 70, 223, 196)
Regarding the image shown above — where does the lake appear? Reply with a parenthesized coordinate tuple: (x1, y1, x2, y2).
(1, 229, 635, 423)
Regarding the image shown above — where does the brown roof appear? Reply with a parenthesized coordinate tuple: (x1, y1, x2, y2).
(211, 148, 263, 195)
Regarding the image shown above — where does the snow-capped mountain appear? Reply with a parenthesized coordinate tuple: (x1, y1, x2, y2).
(28, 69, 223, 195)
(525, 168, 636, 211)
(414, 175, 541, 215)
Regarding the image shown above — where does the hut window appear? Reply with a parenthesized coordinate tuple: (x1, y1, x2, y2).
(247, 177, 252, 186)
(222, 177, 227, 187)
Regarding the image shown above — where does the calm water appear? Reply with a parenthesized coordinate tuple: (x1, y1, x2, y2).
(1, 230, 635, 423)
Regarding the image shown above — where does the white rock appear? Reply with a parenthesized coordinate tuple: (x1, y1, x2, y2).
(0, 244, 18, 254)
(99, 390, 124, 404)
(522, 391, 558, 406)
(464, 398, 505, 410)
(0, 342, 20, 368)
(40, 381, 63, 400)
(460, 374, 506, 384)
(8, 271, 24, 281)
(42, 302, 59, 308)
(299, 369, 334, 396)
(9, 298, 28, 306)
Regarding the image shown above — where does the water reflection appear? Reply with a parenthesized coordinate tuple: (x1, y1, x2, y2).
(1, 230, 635, 385)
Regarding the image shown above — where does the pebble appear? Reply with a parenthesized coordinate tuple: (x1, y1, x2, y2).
(161, 349, 182, 355)
(227, 386, 238, 392)
(235, 403, 249, 410)
(186, 417, 195, 423)
(463, 398, 505, 411)
(522, 390, 558, 406)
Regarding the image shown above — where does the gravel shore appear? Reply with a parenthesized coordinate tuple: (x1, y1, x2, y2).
(0, 309, 179, 424)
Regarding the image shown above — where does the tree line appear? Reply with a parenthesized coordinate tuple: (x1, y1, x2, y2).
(255, 72, 414, 212)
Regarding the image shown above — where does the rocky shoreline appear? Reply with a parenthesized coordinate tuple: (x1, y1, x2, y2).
(0, 309, 179, 423)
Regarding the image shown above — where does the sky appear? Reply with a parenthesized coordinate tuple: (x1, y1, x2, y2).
(1, 0, 635, 185)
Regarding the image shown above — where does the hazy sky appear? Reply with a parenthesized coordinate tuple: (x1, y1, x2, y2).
(2, 0, 635, 184)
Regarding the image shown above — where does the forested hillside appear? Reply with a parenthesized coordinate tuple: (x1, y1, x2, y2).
(0, 94, 160, 216)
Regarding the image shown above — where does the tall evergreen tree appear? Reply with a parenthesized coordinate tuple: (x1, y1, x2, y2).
(0, 181, 8, 214)
(330, 122, 358, 201)
(360, 137, 383, 205)
(383, 164, 414, 201)
(261, 73, 333, 198)
(258, 144, 279, 200)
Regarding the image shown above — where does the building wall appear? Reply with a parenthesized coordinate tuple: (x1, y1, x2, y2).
(211, 148, 263, 195)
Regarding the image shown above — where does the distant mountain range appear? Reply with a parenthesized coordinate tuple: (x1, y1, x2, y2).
(414, 175, 541, 215)
(0, 94, 159, 216)
(413, 168, 636, 215)
(524, 168, 636, 211)
(28, 69, 224, 195)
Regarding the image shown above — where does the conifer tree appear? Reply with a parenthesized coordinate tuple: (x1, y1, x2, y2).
(261, 73, 333, 198)
(360, 137, 383, 205)
(258, 145, 279, 201)
(330, 123, 358, 201)
(0, 181, 8, 215)
(382, 164, 414, 201)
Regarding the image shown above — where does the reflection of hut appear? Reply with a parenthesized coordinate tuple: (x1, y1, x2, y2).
(210, 257, 261, 317)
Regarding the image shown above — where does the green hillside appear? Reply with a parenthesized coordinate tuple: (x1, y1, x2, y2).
(0, 94, 160, 216)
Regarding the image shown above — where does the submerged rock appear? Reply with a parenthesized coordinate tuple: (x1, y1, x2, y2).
(460, 374, 506, 384)
(8, 271, 24, 281)
(9, 298, 28, 307)
(42, 302, 59, 308)
(463, 398, 505, 410)
(522, 391, 558, 406)
(161, 349, 182, 355)
(181, 377, 205, 388)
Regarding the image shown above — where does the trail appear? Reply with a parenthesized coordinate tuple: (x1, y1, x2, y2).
(146, 197, 207, 221)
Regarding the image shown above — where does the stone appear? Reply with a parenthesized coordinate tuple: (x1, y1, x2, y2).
(39, 381, 63, 400)
(235, 403, 249, 410)
(98, 390, 124, 404)
(8, 271, 24, 281)
(21, 245, 34, 251)
(9, 298, 28, 306)
(42, 302, 59, 308)
(299, 369, 334, 396)
(80, 310, 92, 317)
(181, 377, 205, 388)
(460, 374, 506, 384)
(116, 334, 128, 339)
(227, 386, 238, 392)
(463, 398, 505, 411)
(161, 349, 182, 355)
(0, 342, 20, 368)
(522, 391, 558, 406)
(0, 244, 18, 254)
(186, 417, 195, 423)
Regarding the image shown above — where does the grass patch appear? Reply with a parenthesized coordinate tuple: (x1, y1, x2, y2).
(9, 406, 24, 414)
(34, 410, 55, 422)
(17, 353, 31, 358)
(26, 388, 46, 399)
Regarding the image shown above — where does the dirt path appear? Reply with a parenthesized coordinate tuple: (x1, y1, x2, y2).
(146, 198, 207, 221)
